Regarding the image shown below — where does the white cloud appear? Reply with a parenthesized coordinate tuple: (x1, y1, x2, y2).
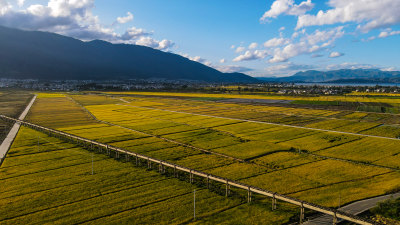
(296, 0, 400, 32)
(329, 51, 344, 58)
(304, 26, 344, 45)
(260, 0, 314, 22)
(214, 65, 253, 73)
(264, 62, 314, 77)
(135, 36, 174, 50)
(279, 26, 285, 32)
(179, 54, 252, 73)
(381, 67, 397, 71)
(17, 0, 25, 7)
(0, 0, 11, 15)
(248, 42, 258, 49)
(235, 46, 245, 53)
(117, 12, 133, 24)
(264, 37, 289, 47)
(378, 29, 400, 38)
(121, 27, 150, 40)
(0, 0, 174, 51)
(181, 55, 212, 66)
(268, 26, 344, 63)
(230, 45, 235, 49)
(325, 62, 377, 70)
(233, 50, 268, 62)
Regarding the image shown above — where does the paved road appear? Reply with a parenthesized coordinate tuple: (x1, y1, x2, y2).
(0, 95, 36, 165)
(304, 192, 400, 224)
(118, 104, 400, 142)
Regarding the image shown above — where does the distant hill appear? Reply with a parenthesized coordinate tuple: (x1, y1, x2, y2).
(259, 69, 400, 83)
(0, 26, 257, 83)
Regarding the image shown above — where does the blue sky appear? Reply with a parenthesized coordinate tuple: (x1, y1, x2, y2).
(1, 0, 400, 77)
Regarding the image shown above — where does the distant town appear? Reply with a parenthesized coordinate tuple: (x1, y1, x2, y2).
(2, 78, 400, 95)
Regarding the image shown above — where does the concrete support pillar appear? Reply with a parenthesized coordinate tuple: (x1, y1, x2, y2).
(125, 154, 129, 162)
(333, 212, 337, 225)
(159, 163, 163, 173)
(248, 187, 252, 203)
(174, 166, 176, 177)
(272, 195, 277, 210)
(135, 155, 139, 166)
(300, 203, 305, 224)
(225, 180, 229, 197)
(207, 175, 209, 189)
(190, 170, 193, 184)
(147, 159, 151, 169)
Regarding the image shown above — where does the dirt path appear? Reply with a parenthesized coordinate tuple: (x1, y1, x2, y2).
(0, 95, 36, 166)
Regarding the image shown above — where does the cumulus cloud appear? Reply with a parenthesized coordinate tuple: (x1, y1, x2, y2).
(0, 0, 11, 15)
(264, 37, 289, 47)
(260, 0, 314, 22)
(329, 51, 344, 58)
(233, 50, 268, 62)
(381, 67, 398, 71)
(248, 42, 258, 49)
(235, 46, 245, 53)
(378, 29, 400, 38)
(0, 0, 174, 50)
(213, 65, 253, 73)
(116, 12, 133, 24)
(264, 62, 314, 76)
(296, 0, 400, 32)
(325, 62, 377, 70)
(179, 53, 252, 73)
(268, 26, 344, 63)
(180, 54, 212, 66)
(17, 0, 25, 7)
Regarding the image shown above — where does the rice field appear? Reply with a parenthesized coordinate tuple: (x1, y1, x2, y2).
(4, 91, 400, 224)
(0, 127, 296, 224)
(27, 93, 400, 208)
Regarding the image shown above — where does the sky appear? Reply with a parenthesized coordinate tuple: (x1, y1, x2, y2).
(0, 0, 399, 77)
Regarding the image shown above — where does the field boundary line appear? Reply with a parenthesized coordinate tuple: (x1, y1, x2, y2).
(0, 114, 374, 225)
(117, 103, 400, 141)
(66, 96, 247, 163)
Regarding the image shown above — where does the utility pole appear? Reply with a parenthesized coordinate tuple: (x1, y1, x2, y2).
(194, 189, 196, 220)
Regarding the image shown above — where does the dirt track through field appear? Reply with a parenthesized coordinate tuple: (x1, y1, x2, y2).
(118, 103, 400, 142)
(0, 95, 36, 166)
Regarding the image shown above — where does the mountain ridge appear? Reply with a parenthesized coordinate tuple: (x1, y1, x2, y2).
(0, 26, 257, 83)
(259, 69, 400, 83)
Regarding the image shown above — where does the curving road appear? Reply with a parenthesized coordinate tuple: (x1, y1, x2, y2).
(304, 192, 400, 224)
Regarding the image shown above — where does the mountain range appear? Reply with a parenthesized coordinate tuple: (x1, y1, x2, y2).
(0, 26, 257, 83)
(260, 69, 400, 83)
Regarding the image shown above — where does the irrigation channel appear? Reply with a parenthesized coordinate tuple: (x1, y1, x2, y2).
(0, 114, 374, 225)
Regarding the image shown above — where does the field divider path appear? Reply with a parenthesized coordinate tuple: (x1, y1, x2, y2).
(117, 103, 400, 141)
(66, 96, 246, 163)
(88, 97, 400, 173)
(0, 95, 36, 166)
(0, 114, 374, 225)
(300, 151, 400, 172)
